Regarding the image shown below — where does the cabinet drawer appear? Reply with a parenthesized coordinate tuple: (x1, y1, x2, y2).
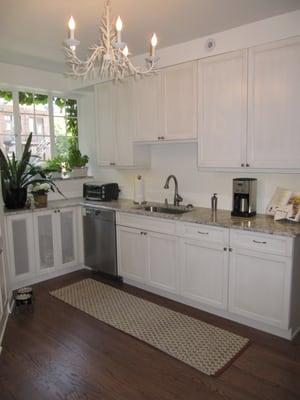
(116, 212, 177, 235)
(230, 230, 293, 257)
(177, 222, 229, 244)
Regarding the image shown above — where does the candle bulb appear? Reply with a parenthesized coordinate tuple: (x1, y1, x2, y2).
(116, 16, 123, 44)
(151, 33, 158, 57)
(68, 16, 76, 40)
(123, 45, 129, 57)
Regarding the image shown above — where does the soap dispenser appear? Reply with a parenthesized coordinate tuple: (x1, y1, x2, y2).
(211, 193, 218, 212)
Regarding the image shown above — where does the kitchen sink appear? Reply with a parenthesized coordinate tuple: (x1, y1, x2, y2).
(143, 205, 190, 215)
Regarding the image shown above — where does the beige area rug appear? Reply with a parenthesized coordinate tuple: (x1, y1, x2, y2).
(50, 278, 250, 376)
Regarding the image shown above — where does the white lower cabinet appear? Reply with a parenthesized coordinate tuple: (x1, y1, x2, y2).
(117, 226, 148, 283)
(147, 231, 178, 293)
(117, 225, 178, 292)
(180, 238, 229, 310)
(116, 212, 299, 339)
(228, 247, 291, 329)
(33, 207, 79, 276)
(6, 206, 81, 289)
(6, 213, 36, 286)
(0, 242, 8, 322)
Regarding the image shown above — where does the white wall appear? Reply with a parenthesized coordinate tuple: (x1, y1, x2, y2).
(81, 10, 300, 214)
(0, 62, 72, 93)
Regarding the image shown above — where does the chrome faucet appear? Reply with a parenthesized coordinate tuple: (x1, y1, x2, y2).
(164, 175, 183, 206)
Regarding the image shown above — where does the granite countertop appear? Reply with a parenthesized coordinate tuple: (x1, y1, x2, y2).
(83, 198, 300, 238)
(4, 197, 300, 238)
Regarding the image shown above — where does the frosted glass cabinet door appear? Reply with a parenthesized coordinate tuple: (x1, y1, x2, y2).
(0, 250, 7, 315)
(6, 214, 35, 285)
(57, 208, 78, 269)
(33, 211, 56, 274)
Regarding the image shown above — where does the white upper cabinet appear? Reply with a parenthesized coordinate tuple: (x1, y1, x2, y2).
(95, 79, 150, 168)
(197, 50, 247, 168)
(133, 73, 162, 142)
(115, 79, 134, 166)
(247, 37, 300, 169)
(162, 61, 198, 141)
(95, 81, 116, 166)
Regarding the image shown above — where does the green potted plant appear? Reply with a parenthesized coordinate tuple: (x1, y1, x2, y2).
(67, 141, 89, 178)
(43, 156, 65, 179)
(0, 133, 63, 209)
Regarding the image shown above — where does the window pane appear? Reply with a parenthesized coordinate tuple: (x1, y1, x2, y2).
(53, 97, 65, 116)
(21, 135, 51, 160)
(21, 113, 50, 137)
(34, 94, 49, 115)
(66, 117, 78, 137)
(19, 92, 34, 114)
(0, 135, 16, 157)
(0, 91, 13, 111)
(54, 116, 66, 136)
(20, 114, 35, 135)
(0, 91, 15, 157)
(65, 99, 77, 118)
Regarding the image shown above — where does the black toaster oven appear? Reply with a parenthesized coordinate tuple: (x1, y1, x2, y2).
(83, 182, 120, 202)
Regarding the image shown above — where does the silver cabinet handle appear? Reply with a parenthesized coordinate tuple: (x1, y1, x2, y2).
(198, 231, 209, 235)
(253, 240, 267, 244)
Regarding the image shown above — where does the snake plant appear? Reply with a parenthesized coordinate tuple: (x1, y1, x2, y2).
(0, 133, 63, 209)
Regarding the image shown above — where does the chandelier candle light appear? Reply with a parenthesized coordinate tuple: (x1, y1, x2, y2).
(64, 0, 159, 81)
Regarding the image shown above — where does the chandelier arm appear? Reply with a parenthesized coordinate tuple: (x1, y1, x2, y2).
(63, 0, 159, 81)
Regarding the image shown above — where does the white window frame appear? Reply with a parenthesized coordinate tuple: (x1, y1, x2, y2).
(0, 88, 80, 159)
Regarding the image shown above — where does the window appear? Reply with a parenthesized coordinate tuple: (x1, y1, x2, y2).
(0, 91, 16, 157)
(19, 92, 51, 161)
(0, 90, 78, 161)
(53, 97, 78, 157)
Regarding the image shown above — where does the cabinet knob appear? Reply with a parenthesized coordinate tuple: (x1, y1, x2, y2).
(241, 163, 245, 167)
(223, 247, 227, 251)
(246, 163, 250, 167)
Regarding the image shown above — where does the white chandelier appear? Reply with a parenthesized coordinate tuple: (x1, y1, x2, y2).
(64, 0, 159, 81)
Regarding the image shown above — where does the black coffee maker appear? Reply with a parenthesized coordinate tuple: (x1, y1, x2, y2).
(231, 178, 257, 217)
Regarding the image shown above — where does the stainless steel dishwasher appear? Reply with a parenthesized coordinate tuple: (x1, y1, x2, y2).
(83, 206, 119, 279)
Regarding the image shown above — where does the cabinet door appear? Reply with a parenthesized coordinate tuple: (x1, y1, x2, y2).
(228, 248, 291, 328)
(147, 231, 178, 293)
(198, 50, 247, 168)
(162, 62, 197, 140)
(115, 78, 134, 166)
(117, 226, 147, 283)
(180, 238, 229, 310)
(247, 37, 300, 168)
(56, 208, 79, 269)
(33, 210, 56, 275)
(133, 74, 162, 141)
(95, 82, 116, 166)
(0, 247, 7, 317)
(6, 214, 35, 286)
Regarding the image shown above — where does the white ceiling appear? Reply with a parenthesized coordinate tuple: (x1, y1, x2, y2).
(0, 0, 299, 73)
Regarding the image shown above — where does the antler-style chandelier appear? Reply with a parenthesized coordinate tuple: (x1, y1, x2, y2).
(64, 0, 159, 81)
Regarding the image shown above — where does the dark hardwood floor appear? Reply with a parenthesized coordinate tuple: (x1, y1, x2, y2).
(0, 270, 299, 400)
